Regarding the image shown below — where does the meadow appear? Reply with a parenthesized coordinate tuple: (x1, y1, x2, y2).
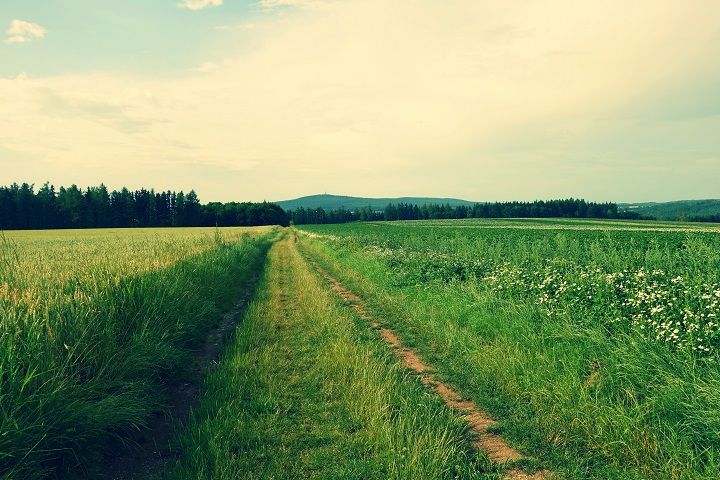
(3, 219, 720, 479)
(298, 219, 720, 479)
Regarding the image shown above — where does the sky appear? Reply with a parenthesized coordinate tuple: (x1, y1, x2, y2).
(1, 0, 719, 203)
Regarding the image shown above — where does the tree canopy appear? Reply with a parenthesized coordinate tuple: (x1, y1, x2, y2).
(289, 199, 646, 225)
(0, 183, 289, 230)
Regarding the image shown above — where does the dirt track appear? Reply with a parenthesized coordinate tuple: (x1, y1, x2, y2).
(306, 255, 550, 480)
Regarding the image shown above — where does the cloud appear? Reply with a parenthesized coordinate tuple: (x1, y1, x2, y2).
(259, 0, 329, 8)
(5, 19, 46, 44)
(214, 23, 256, 31)
(34, 86, 155, 134)
(2, 0, 720, 201)
(178, 0, 223, 11)
(193, 61, 219, 72)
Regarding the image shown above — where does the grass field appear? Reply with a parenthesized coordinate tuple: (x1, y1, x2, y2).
(166, 235, 493, 479)
(2, 219, 720, 479)
(298, 219, 720, 479)
(0, 227, 275, 478)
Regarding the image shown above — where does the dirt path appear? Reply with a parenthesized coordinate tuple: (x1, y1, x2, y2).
(97, 275, 260, 480)
(306, 256, 550, 480)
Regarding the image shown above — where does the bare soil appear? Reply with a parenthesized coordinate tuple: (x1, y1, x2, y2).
(308, 257, 551, 480)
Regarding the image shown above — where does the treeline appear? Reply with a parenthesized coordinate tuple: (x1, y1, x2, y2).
(0, 183, 288, 230)
(1, 184, 663, 230)
(687, 214, 720, 223)
(290, 199, 645, 224)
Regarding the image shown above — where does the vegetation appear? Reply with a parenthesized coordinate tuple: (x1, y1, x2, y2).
(620, 199, 720, 221)
(688, 213, 720, 223)
(4, 215, 720, 479)
(290, 198, 645, 225)
(298, 219, 720, 478)
(276, 193, 475, 211)
(166, 235, 492, 479)
(0, 227, 273, 478)
(0, 182, 288, 230)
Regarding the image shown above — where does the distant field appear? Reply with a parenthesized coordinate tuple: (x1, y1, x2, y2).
(4, 226, 271, 241)
(379, 217, 720, 231)
(3, 227, 273, 280)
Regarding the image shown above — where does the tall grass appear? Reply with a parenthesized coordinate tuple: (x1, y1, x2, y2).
(0, 227, 273, 479)
(299, 219, 720, 479)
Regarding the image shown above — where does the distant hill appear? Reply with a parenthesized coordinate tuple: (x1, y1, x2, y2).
(275, 194, 476, 211)
(620, 199, 720, 220)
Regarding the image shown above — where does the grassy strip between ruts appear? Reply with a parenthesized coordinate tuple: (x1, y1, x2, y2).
(298, 232, 720, 480)
(165, 235, 499, 480)
(0, 229, 273, 479)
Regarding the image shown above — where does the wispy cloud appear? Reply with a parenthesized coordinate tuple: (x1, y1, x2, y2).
(193, 61, 219, 72)
(178, 0, 223, 11)
(5, 19, 46, 44)
(259, 0, 329, 9)
(213, 23, 256, 31)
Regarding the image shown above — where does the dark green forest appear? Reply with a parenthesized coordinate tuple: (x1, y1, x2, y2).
(0, 183, 289, 230)
(289, 199, 646, 224)
(0, 183, 669, 230)
(276, 194, 474, 211)
(618, 199, 720, 221)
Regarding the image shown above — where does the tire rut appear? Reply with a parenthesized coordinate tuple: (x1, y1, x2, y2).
(98, 273, 261, 480)
(305, 255, 551, 480)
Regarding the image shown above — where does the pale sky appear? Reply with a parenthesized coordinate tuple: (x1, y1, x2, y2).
(1, 0, 719, 203)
